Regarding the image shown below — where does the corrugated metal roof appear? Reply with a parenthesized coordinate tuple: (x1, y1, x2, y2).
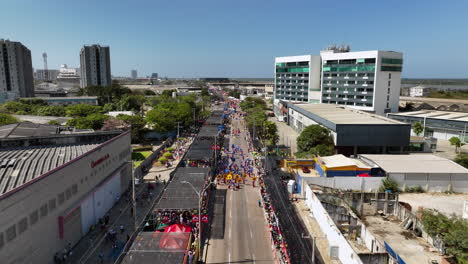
(359, 154, 468, 174)
(0, 143, 99, 195)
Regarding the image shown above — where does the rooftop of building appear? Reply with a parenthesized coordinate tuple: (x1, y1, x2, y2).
(154, 167, 210, 210)
(389, 109, 468, 122)
(0, 143, 99, 196)
(12, 115, 72, 125)
(119, 232, 189, 264)
(289, 103, 405, 125)
(359, 154, 468, 174)
(399, 96, 468, 104)
(20, 96, 97, 100)
(318, 154, 371, 169)
(0, 122, 93, 139)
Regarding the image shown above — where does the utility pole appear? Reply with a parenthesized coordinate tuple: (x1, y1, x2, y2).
(176, 121, 182, 139)
(193, 108, 196, 127)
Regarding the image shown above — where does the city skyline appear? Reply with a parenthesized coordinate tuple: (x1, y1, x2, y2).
(1, 0, 467, 78)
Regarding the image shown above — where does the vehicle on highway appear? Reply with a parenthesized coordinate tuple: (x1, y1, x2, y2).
(302, 166, 310, 173)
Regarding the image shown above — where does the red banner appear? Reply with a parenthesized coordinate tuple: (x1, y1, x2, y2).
(192, 215, 199, 223)
(211, 145, 220, 150)
(201, 215, 209, 223)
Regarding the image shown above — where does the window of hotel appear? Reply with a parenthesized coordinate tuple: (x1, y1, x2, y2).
(18, 218, 28, 234)
(30, 210, 39, 225)
(0, 233, 4, 249)
(66, 188, 72, 200)
(49, 199, 57, 211)
(6, 225, 16, 242)
(389, 73, 392, 79)
(58, 192, 65, 205)
(40, 204, 48, 218)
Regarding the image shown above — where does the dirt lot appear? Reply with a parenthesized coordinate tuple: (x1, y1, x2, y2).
(399, 193, 468, 217)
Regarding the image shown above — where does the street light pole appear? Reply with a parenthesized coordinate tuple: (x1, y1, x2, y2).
(128, 161, 137, 231)
(181, 181, 212, 261)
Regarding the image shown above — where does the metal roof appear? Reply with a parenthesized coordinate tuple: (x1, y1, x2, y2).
(359, 154, 468, 174)
(120, 232, 189, 264)
(289, 103, 404, 125)
(0, 143, 99, 195)
(154, 167, 210, 210)
(389, 110, 468, 122)
(0, 122, 59, 139)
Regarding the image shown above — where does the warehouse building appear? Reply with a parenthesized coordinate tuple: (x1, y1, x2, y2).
(287, 103, 411, 156)
(387, 110, 468, 141)
(0, 130, 131, 263)
(359, 154, 468, 192)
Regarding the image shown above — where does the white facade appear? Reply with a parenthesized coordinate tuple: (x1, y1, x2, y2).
(409, 86, 431, 97)
(274, 49, 403, 116)
(274, 55, 321, 103)
(321, 50, 403, 115)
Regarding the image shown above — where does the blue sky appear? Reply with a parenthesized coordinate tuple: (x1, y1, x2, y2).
(1, 0, 467, 78)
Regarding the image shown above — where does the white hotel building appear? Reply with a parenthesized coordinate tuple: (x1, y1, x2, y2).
(274, 48, 403, 115)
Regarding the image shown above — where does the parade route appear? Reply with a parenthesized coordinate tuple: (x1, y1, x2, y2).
(205, 112, 274, 264)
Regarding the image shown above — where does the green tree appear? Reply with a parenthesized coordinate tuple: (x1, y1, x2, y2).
(146, 103, 177, 133)
(296, 125, 334, 156)
(161, 89, 176, 98)
(66, 113, 109, 130)
(116, 114, 147, 142)
(117, 94, 146, 112)
(65, 104, 102, 117)
(449, 136, 465, 153)
(454, 153, 468, 168)
(228, 89, 241, 99)
(201, 87, 210, 97)
(378, 178, 400, 193)
(0, 113, 19, 126)
(35, 106, 66, 116)
(47, 120, 61, 126)
(259, 120, 279, 146)
(412, 121, 424, 136)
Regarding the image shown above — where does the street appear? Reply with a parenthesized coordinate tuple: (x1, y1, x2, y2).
(205, 113, 274, 263)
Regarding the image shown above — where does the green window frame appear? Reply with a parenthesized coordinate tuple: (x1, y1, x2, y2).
(381, 58, 403, 64)
(381, 66, 402, 72)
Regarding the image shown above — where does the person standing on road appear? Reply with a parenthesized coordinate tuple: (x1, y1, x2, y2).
(258, 199, 262, 207)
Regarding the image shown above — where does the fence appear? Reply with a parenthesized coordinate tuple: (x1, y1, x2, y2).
(304, 185, 364, 264)
(302, 177, 383, 196)
(133, 138, 174, 179)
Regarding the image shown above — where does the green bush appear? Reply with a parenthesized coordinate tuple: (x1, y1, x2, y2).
(404, 185, 425, 193)
(166, 147, 175, 152)
(132, 152, 146, 161)
(158, 157, 168, 163)
(421, 209, 468, 263)
(378, 178, 400, 193)
(163, 152, 173, 159)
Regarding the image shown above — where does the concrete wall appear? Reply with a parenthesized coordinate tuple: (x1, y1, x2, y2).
(304, 185, 364, 264)
(0, 132, 131, 264)
(389, 172, 468, 193)
(303, 177, 383, 194)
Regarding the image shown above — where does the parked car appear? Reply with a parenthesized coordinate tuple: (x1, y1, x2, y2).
(302, 166, 310, 173)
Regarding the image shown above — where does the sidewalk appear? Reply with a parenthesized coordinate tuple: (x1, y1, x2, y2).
(68, 137, 193, 264)
(293, 199, 341, 264)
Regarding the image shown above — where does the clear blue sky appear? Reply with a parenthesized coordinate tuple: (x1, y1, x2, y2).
(1, 0, 467, 78)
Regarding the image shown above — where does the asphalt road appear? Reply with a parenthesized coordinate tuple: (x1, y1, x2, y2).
(205, 115, 274, 264)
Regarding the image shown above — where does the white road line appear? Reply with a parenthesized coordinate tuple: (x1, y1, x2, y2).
(229, 252, 232, 263)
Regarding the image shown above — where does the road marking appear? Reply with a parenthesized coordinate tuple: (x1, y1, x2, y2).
(228, 252, 231, 263)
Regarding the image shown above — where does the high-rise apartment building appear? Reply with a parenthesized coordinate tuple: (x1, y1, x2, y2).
(320, 49, 403, 115)
(131, 69, 137, 79)
(79, 45, 111, 88)
(274, 47, 403, 115)
(0, 39, 34, 102)
(274, 55, 321, 103)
